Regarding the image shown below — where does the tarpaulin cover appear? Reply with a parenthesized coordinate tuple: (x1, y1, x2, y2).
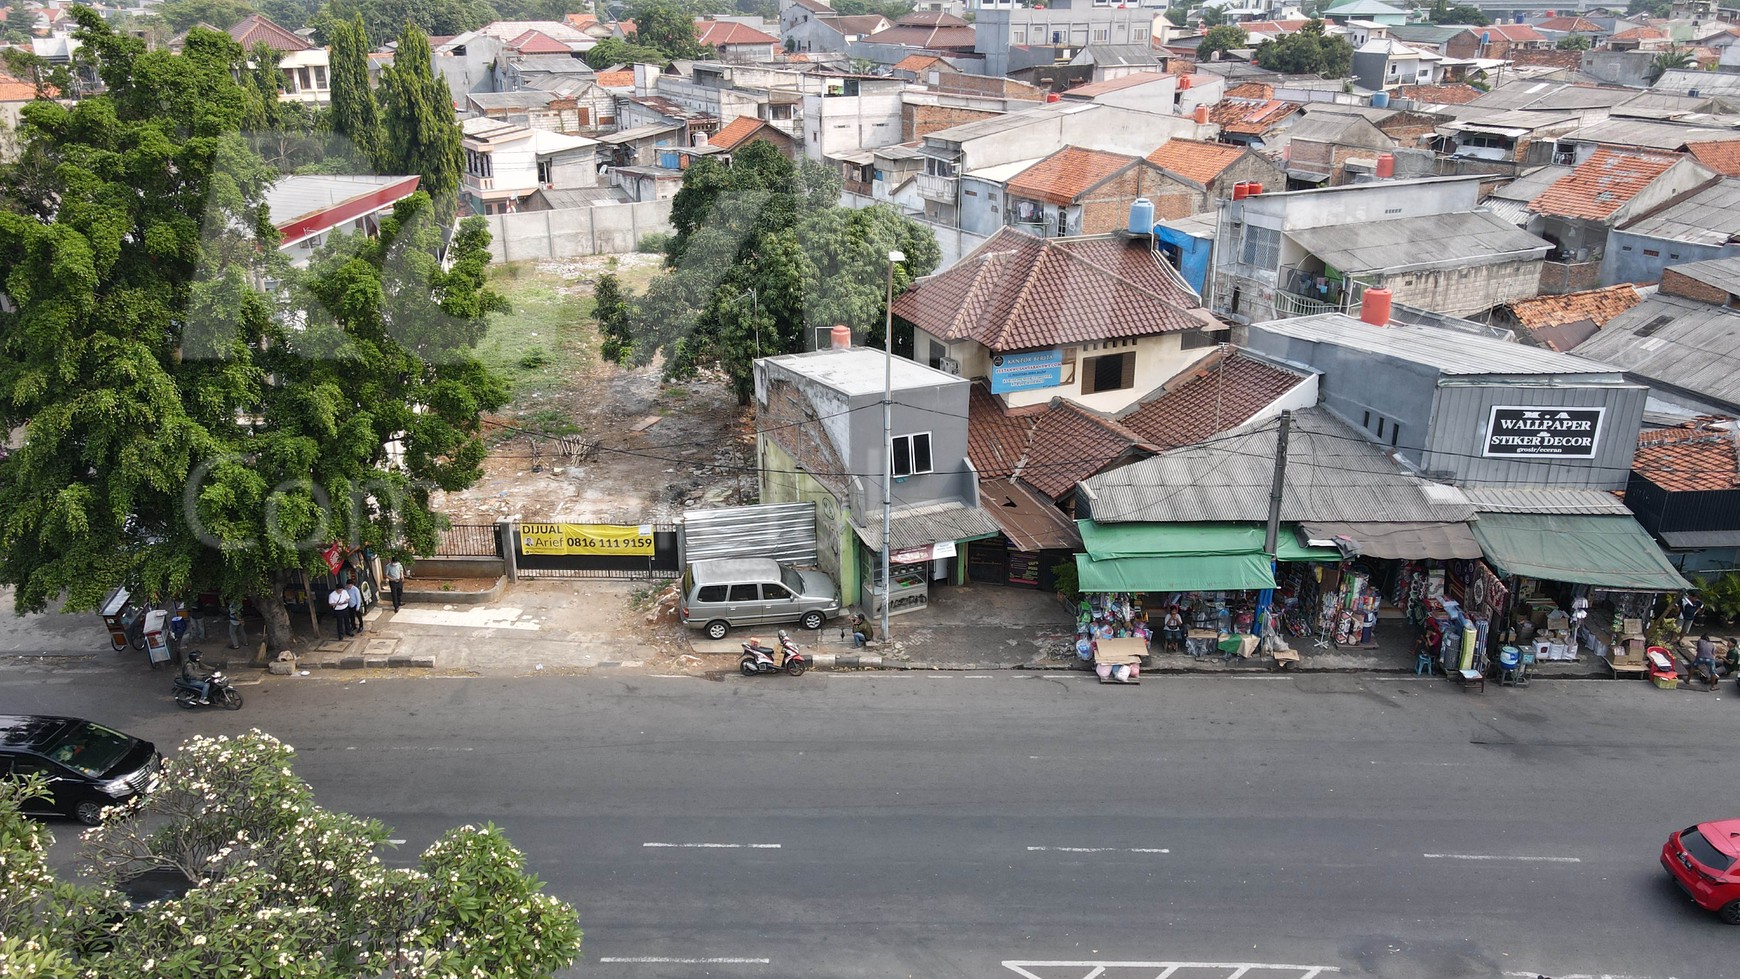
(1077, 521, 1340, 562)
(1470, 512, 1692, 592)
(1075, 552, 1277, 594)
(1298, 521, 1483, 560)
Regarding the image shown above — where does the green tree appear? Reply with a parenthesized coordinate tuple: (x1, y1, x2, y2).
(1199, 4, 1229, 27)
(1627, 0, 1672, 16)
(1199, 24, 1248, 59)
(4, 731, 583, 977)
(312, 0, 494, 47)
(630, 0, 710, 58)
(1428, 1, 1489, 24)
(1253, 19, 1352, 77)
(1556, 33, 1592, 50)
(379, 20, 463, 220)
(327, 12, 382, 168)
(153, 0, 257, 32)
(1647, 46, 1696, 83)
(628, 141, 937, 403)
(0, 11, 506, 649)
(595, 272, 633, 364)
(584, 34, 674, 67)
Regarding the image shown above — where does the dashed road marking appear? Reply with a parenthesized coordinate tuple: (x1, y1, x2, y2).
(642, 842, 781, 849)
(1424, 853, 1581, 863)
(600, 957, 771, 964)
(1504, 973, 1674, 979)
(1026, 846, 1170, 854)
(1004, 960, 1339, 979)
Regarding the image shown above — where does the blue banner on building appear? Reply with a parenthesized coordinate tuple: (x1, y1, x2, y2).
(990, 348, 1064, 393)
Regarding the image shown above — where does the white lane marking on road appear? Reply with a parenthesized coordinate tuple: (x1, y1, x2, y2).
(390, 607, 541, 631)
(642, 842, 781, 849)
(1504, 974, 1672, 979)
(600, 957, 771, 964)
(1424, 853, 1581, 863)
(1026, 846, 1170, 853)
(385, 839, 407, 845)
(1003, 961, 1339, 979)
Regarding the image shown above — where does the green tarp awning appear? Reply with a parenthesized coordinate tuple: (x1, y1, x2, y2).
(1076, 521, 1340, 562)
(1076, 552, 1277, 593)
(1470, 512, 1692, 592)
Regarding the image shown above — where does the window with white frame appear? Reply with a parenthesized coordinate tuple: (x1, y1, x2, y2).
(891, 433, 933, 477)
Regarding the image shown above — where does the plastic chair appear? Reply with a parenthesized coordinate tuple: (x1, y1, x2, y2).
(1415, 651, 1436, 676)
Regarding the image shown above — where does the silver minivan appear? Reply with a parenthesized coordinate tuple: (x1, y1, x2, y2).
(678, 558, 839, 640)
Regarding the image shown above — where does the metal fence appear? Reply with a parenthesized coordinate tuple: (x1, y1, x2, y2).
(513, 522, 681, 580)
(434, 525, 503, 558)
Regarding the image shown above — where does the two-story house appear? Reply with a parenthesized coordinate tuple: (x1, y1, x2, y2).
(461, 118, 600, 215)
(1209, 176, 1552, 324)
(1350, 37, 1446, 92)
(756, 340, 1002, 618)
(891, 228, 1225, 415)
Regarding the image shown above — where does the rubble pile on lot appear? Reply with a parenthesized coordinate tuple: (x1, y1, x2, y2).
(644, 583, 682, 625)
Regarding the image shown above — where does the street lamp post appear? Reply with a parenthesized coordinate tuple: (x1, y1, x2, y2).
(881, 249, 905, 644)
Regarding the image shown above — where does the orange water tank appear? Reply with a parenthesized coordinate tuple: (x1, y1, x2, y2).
(830, 324, 852, 349)
(1376, 152, 1396, 179)
(1047, 92, 1061, 103)
(1178, 75, 1192, 90)
(1247, 181, 1263, 195)
(1231, 182, 1249, 200)
(1361, 288, 1394, 327)
(1193, 104, 1210, 124)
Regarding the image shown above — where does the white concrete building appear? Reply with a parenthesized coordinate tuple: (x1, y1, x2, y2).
(462, 118, 600, 215)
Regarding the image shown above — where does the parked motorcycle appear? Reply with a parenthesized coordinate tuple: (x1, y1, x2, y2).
(171, 653, 243, 710)
(740, 631, 806, 677)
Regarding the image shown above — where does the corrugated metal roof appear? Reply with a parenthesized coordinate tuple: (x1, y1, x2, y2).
(850, 499, 1003, 551)
(1481, 197, 1533, 226)
(1573, 293, 1740, 411)
(1079, 407, 1477, 525)
(1254, 314, 1623, 376)
(1619, 177, 1740, 246)
(1460, 486, 1632, 514)
(979, 477, 1082, 551)
(1286, 209, 1550, 274)
(1565, 117, 1737, 150)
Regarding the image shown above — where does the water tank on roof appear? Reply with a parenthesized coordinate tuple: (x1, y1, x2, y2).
(1194, 104, 1210, 124)
(1129, 197, 1155, 235)
(1047, 92, 1061, 102)
(1361, 288, 1394, 327)
(1371, 90, 1391, 108)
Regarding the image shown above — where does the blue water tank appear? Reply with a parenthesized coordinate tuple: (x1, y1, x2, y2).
(1371, 91, 1391, 108)
(1514, 12, 1524, 22)
(1128, 197, 1155, 235)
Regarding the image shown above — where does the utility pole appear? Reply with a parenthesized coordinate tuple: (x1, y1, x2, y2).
(1264, 410, 1292, 557)
(881, 250, 905, 644)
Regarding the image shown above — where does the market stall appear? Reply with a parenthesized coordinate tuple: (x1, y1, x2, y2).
(1470, 513, 1692, 674)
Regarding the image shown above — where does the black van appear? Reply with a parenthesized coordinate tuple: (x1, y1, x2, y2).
(0, 715, 161, 824)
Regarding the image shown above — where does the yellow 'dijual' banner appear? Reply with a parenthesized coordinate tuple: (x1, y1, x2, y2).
(520, 523, 655, 556)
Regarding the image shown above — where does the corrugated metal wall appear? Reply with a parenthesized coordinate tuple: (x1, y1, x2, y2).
(681, 502, 820, 567)
(1425, 383, 1648, 490)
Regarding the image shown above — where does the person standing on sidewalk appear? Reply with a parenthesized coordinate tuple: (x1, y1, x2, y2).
(384, 558, 405, 612)
(346, 578, 366, 635)
(327, 584, 351, 640)
(226, 600, 246, 650)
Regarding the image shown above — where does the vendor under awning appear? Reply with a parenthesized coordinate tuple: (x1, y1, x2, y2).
(1298, 521, 1482, 560)
(1075, 520, 1338, 593)
(1470, 512, 1692, 592)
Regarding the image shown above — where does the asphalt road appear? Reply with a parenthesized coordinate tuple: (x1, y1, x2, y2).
(10, 664, 1737, 979)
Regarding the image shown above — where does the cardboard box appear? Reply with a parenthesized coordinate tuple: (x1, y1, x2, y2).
(1531, 609, 1549, 629)
(1623, 618, 1644, 636)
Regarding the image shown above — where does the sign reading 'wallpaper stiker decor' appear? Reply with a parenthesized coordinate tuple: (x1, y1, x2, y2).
(989, 349, 1064, 394)
(1482, 406, 1605, 459)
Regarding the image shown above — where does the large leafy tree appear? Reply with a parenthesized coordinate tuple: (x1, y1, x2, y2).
(327, 12, 382, 168)
(625, 139, 938, 403)
(1199, 24, 1248, 60)
(3, 730, 583, 977)
(1253, 19, 1352, 77)
(0, 10, 505, 649)
(629, 0, 711, 59)
(152, 0, 257, 32)
(379, 20, 464, 222)
(584, 34, 674, 68)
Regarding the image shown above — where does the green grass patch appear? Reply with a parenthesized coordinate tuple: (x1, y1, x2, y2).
(478, 264, 595, 405)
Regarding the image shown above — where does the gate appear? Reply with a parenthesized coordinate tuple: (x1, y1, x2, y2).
(680, 502, 819, 566)
(435, 525, 504, 557)
(512, 521, 681, 579)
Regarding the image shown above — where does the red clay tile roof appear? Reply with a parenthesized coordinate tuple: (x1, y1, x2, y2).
(1633, 420, 1740, 492)
(709, 115, 767, 150)
(893, 52, 946, 72)
(1536, 16, 1602, 32)
(1529, 149, 1681, 220)
(1508, 49, 1585, 69)
(1397, 83, 1483, 105)
(1207, 97, 1300, 135)
(892, 228, 1210, 351)
(229, 13, 309, 51)
(1608, 26, 1666, 41)
(1484, 24, 1548, 42)
(1006, 146, 1142, 206)
(0, 72, 43, 100)
(860, 23, 975, 47)
(1503, 283, 1642, 332)
(565, 12, 598, 29)
(1240, 19, 1309, 34)
(898, 10, 969, 26)
(696, 19, 778, 46)
(966, 384, 1155, 500)
(508, 29, 573, 53)
(1119, 350, 1306, 450)
(1223, 82, 1274, 99)
(1146, 138, 1245, 185)
(1684, 140, 1740, 177)
(595, 70, 635, 87)
(817, 13, 891, 34)
(1064, 71, 1171, 98)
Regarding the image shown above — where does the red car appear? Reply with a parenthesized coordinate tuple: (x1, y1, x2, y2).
(1662, 819, 1740, 924)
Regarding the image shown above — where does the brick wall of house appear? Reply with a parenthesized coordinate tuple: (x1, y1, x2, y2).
(1210, 154, 1286, 197)
(1537, 259, 1606, 296)
(1374, 111, 1446, 149)
(759, 376, 849, 501)
(1079, 165, 1203, 232)
(1288, 138, 1335, 178)
(929, 73, 1047, 101)
(905, 103, 1002, 140)
(1660, 267, 1729, 304)
(1381, 259, 1544, 316)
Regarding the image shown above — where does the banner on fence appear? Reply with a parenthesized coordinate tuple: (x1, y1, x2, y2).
(520, 523, 656, 556)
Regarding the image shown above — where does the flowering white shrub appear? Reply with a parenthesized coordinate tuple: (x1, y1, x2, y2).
(0, 731, 582, 979)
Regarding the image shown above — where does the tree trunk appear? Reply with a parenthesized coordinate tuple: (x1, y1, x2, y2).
(255, 571, 296, 655)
